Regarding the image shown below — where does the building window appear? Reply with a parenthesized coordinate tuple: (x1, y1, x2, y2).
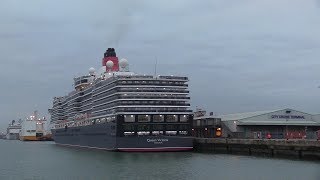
(166, 115, 178, 122)
(153, 115, 164, 122)
(180, 115, 188, 122)
(137, 115, 150, 122)
(124, 115, 135, 122)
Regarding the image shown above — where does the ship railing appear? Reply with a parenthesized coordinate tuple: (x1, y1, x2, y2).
(118, 89, 189, 93)
(117, 75, 154, 79)
(118, 96, 191, 100)
(117, 82, 188, 87)
(117, 102, 191, 106)
(116, 75, 188, 81)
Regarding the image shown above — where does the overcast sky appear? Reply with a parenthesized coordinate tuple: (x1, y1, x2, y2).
(1, 0, 320, 130)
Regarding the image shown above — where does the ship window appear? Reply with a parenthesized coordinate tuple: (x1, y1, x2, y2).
(153, 115, 164, 122)
(166, 124, 177, 130)
(180, 115, 188, 122)
(179, 124, 188, 130)
(106, 117, 112, 122)
(152, 125, 164, 130)
(81, 79, 88, 83)
(166, 115, 178, 122)
(137, 131, 150, 136)
(152, 131, 163, 135)
(137, 115, 150, 122)
(137, 125, 150, 131)
(123, 124, 135, 131)
(111, 116, 116, 123)
(179, 131, 188, 135)
(124, 132, 135, 136)
(166, 131, 177, 135)
(124, 115, 135, 122)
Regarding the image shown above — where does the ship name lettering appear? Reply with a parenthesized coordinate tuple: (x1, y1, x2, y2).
(147, 139, 169, 143)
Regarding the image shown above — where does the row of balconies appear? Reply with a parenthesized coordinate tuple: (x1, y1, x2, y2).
(92, 101, 190, 113)
(93, 95, 190, 107)
(91, 107, 191, 117)
(116, 81, 188, 87)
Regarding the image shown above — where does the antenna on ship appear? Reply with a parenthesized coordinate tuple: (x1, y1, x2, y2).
(154, 56, 158, 77)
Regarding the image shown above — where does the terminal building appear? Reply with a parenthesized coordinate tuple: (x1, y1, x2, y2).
(192, 109, 222, 138)
(194, 108, 320, 139)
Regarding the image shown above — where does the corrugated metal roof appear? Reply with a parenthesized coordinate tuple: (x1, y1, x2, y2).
(238, 120, 320, 126)
(195, 109, 320, 126)
(217, 109, 283, 121)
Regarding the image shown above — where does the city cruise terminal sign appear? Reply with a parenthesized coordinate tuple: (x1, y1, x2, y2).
(270, 115, 305, 119)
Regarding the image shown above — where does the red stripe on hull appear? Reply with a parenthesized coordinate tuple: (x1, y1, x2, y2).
(56, 143, 114, 151)
(56, 143, 193, 152)
(118, 147, 193, 152)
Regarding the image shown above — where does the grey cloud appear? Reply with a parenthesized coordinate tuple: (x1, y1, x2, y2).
(1, 0, 320, 130)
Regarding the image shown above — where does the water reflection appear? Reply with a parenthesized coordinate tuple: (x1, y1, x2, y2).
(0, 140, 319, 179)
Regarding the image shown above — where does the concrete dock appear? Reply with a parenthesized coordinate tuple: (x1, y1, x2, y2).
(194, 138, 320, 160)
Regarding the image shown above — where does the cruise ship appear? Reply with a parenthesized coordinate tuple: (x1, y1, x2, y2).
(6, 120, 21, 140)
(49, 48, 193, 152)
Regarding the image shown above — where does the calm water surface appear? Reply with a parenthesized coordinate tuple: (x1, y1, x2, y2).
(0, 140, 319, 180)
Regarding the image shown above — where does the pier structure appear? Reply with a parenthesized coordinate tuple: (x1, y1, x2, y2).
(194, 138, 320, 159)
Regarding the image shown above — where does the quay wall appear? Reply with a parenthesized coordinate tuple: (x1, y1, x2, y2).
(194, 138, 320, 160)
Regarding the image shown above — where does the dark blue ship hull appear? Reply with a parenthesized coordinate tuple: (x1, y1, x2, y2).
(52, 123, 193, 152)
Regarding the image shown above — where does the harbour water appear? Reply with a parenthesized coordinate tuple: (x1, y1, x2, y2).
(0, 140, 319, 180)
